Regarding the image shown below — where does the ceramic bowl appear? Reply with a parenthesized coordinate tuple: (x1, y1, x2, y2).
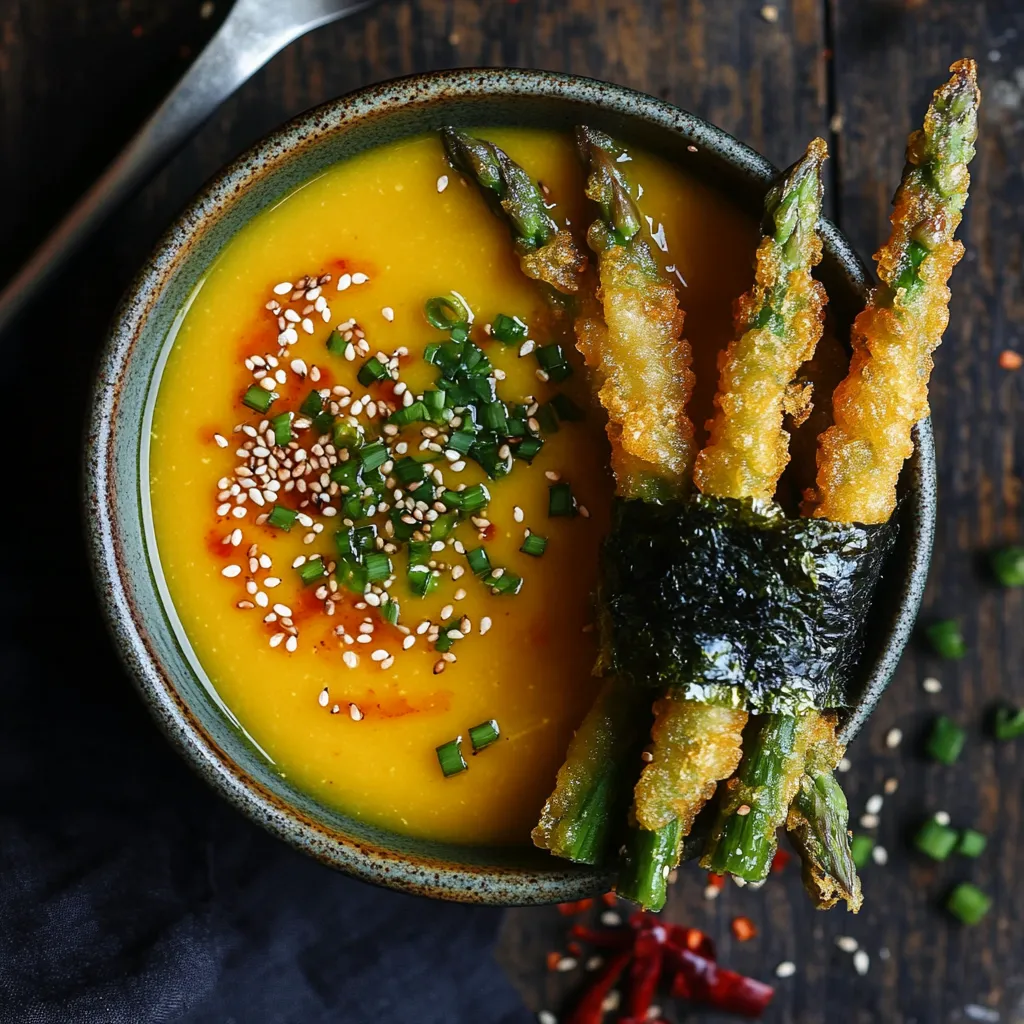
(85, 68, 935, 905)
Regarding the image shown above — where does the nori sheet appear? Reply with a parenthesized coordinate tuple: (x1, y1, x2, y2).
(601, 495, 898, 714)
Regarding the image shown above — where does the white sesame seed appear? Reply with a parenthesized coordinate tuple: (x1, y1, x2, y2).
(838, 757, 852, 772)
(381, 306, 395, 322)
(538, 1013, 558, 1024)
(703, 885, 721, 900)
(853, 950, 870, 976)
(513, 506, 524, 522)
(229, 528, 243, 546)
(437, 174, 449, 192)
(370, 649, 389, 662)
(600, 911, 622, 927)
(269, 633, 285, 648)
(273, 603, 292, 617)
(441, 604, 454, 619)
(922, 676, 943, 693)
(221, 565, 241, 578)
(885, 727, 903, 749)
(264, 577, 281, 588)
(872, 845, 889, 865)
(775, 961, 796, 979)
(519, 339, 536, 357)
(403, 635, 416, 650)
(883, 777, 899, 795)
(835, 936, 859, 953)
(318, 688, 329, 707)
(352, 272, 369, 284)
(865, 794, 884, 815)
(255, 591, 269, 608)
(934, 810, 951, 826)
(555, 957, 577, 973)
(349, 703, 364, 721)
(454, 588, 466, 601)
(480, 616, 492, 635)
(860, 813, 880, 829)
(336, 273, 352, 291)
(213, 433, 228, 448)
(273, 281, 293, 295)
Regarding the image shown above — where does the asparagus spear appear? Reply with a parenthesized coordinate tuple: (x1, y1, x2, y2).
(814, 60, 980, 525)
(631, 140, 828, 894)
(786, 719, 862, 911)
(440, 128, 588, 295)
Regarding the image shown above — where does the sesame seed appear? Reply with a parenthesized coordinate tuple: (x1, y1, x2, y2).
(853, 950, 870, 976)
(865, 794, 884, 815)
(336, 273, 352, 291)
(579, 505, 590, 518)
(934, 810, 951, 826)
(519, 339, 536, 357)
(382, 307, 395, 322)
(736, 804, 751, 816)
(585, 956, 603, 972)
(885, 727, 903, 749)
(883, 777, 899, 795)
(513, 506, 524, 522)
(269, 633, 285, 648)
(318, 688, 329, 707)
(538, 1013, 557, 1024)
(703, 885, 721, 900)
(859, 814, 880, 829)
(454, 588, 466, 601)
(838, 757, 852, 772)
(922, 676, 942, 693)
(273, 281, 293, 295)
(600, 911, 622, 927)
(273, 603, 292, 617)
(437, 174, 449, 192)
(775, 961, 796, 978)
(264, 577, 281, 588)
(433, 660, 446, 675)
(760, 4, 779, 21)
(255, 592, 268, 608)
(836, 936, 859, 953)
(480, 616, 492, 635)
(352, 272, 369, 284)
(349, 703, 364, 721)
(343, 651, 358, 668)
(441, 604, 454, 619)
(872, 845, 889, 865)
(221, 565, 241, 578)
(370, 649, 389, 662)
(402, 635, 415, 650)
(545, 470, 561, 482)
(214, 433, 228, 448)
(640, 750, 654, 762)
(555, 957, 577, 973)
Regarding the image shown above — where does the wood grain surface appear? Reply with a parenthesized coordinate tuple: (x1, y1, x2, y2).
(2, 1, 1021, 1021)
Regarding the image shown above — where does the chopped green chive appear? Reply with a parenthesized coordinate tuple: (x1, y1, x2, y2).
(535, 343, 573, 382)
(850, 834, 874, 869)
(357, 355, 391, 386)
(425, 294, 471, 331)
(480, 400, 508, 432)
(955, 828, 987, 858)
(364, 551, 392, 583)
(925, 619, 967, 660)
(435, 623, 461, 653)
(300, 389, 324, 417)
(297, 557, 327, 586)
(914, 817, 959, 861)
(338, 558, 368, 595)
(332, 420, 362, 450)
(515, 436, 544, 463)
(990, 545, 1024, 586)
(422, 388, 448, 418)
(389, 401, 428, 427)
(409, 568, 438, 597)
(358, 441, 389, 471)
(326, 329, 348, 355)
(445, 483, 490, 514)
(436, 736, 468, 777)
(548, 481, 577, 517)
(926, 715, 966, 765)
(490, 313, 528, 344)
(994, 706, 1024, 740)
(267, 505, 297, 531)
(520, 533, 548, 557)
(487, 570, 523, 596)
(382, 598, 400, 626)
(469, 719, 500, 751)
(466, 547, 492, 576)
(270, 412, 293, 446)
(550, 393, 585, 421)
(446, 430, 476, 455)
(392, 456, 426, 485)
(312, 410, 335, 436)
(946, 883, 991, 925)
(242, 384, 275, 413)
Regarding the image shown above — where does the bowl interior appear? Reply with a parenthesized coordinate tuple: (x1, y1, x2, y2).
(88, 68, 934, 905)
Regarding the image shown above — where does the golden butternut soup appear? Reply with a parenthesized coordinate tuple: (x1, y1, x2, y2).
(149, 129, 759, 846)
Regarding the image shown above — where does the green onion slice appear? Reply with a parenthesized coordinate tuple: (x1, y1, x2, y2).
(436, 736, 468, 777)
(926, 715, 966, 765)
(468, 719, 500, 751)
(466, 547, 492, 576)
(946, 882, 991, 925)
(994, 706, 1024, 741)
(357, 441, 389, 471)
(491, 313, 528, 344)
(297, 557, 327, 586)
(425, 294, 471, 331)
(520, 533, 547, 557)
(364, 551, 392, 583)
(267, 505, 297, 531)
(242, 385, 276, 413)
(357, 355, 391, 386)
(914, 817, 959, 861)
(548, 481, 577, 517)
(850, 834, 874, 869)
(925, 619, 967, 660)
(300, 390, 324, 417)
(990, 545, 1024, 587)
(271, 412, 293, 446)
(955, 828, 987, 858)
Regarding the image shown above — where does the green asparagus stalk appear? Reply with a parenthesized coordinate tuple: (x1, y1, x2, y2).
(440, 128, 587, 294)
(786, 723, 862, 911)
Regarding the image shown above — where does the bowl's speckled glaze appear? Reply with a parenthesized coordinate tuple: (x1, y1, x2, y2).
(85, 68, 935, 905)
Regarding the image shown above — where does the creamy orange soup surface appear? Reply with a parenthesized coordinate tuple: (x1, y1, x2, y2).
(149, 129, 766, 846)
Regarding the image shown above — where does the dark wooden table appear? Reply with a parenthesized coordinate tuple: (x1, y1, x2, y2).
(2, 1, 1021, 1021)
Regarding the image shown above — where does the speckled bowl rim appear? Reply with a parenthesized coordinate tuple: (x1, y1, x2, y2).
(85, 67, 935, 905)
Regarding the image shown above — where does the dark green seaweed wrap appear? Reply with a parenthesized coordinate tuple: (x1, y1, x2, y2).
(601, 495, 897, 714)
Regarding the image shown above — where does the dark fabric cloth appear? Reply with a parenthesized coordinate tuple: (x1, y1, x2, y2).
(0, 390, 531, 1023)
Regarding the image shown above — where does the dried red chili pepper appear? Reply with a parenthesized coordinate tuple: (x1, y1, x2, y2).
(569, 924, 634, 950)
(665, 946, 774, 1018)
(558, 898, 595, 916)
(625, 931, 663, 1019)
(565, 950, 632, 1024)
(770, 848, 792, 873)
